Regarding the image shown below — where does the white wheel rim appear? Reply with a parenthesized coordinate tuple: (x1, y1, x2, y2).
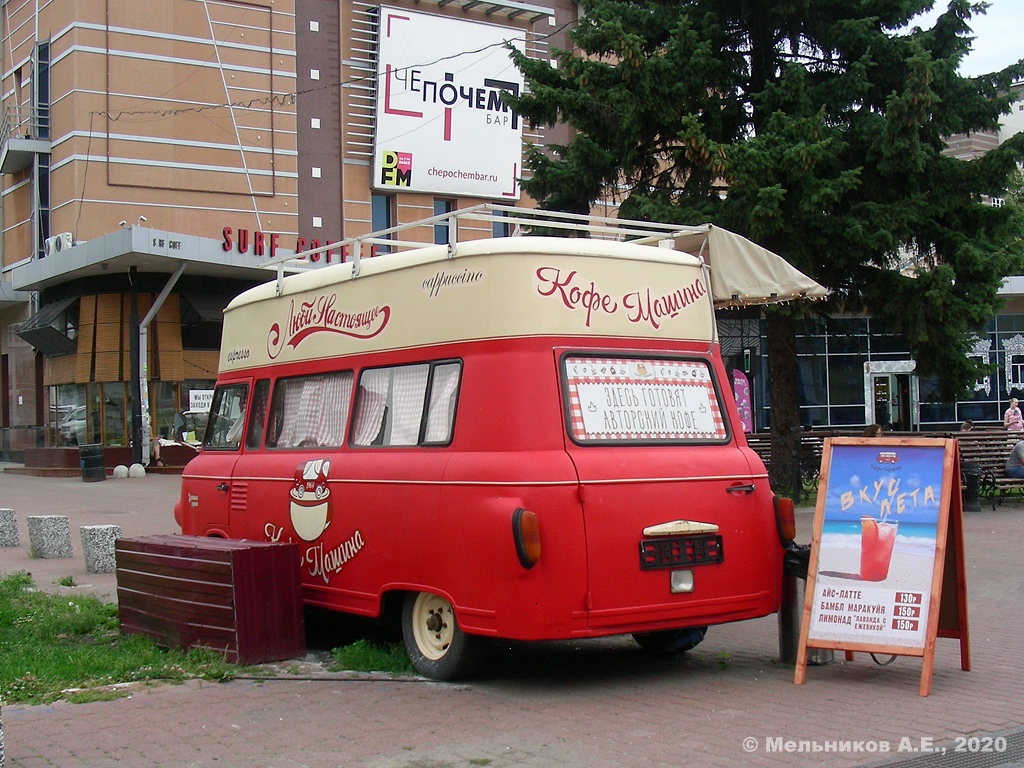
(411, 593, 454, 661)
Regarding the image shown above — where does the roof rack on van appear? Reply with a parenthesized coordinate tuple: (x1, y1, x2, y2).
(261, 204, 709, 296)
(260, 203, 828, 308)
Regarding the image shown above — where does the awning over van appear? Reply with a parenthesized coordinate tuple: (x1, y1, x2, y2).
(663, 226, 830, 309)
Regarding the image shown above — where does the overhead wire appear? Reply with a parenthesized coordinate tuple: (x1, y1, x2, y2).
(69, 18, 573, 231)
(100, 20, 573, 124)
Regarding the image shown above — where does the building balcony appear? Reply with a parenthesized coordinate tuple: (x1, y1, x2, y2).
(0, 104, 51, 174)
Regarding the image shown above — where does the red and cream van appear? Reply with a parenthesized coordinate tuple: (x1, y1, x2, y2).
(175, 235, 791, 678)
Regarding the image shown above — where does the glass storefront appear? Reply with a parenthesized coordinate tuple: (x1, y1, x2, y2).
(746, 313, 1024, 432)
(49, 379, 215, 448)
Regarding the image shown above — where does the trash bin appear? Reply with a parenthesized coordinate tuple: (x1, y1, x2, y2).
(778, 543, 833, 666)
(78, 443, 106, 482)
(961, 461, 982, 512)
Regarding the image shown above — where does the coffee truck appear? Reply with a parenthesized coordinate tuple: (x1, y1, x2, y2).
(175, 213, 803, 679)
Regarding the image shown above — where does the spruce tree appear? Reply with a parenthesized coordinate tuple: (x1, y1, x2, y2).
(510, 0, 1024, 489)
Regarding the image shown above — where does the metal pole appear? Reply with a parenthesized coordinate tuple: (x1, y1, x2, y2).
(791, 425, 802, 504)
(129, 266, 143, 465)
(139, 263, 186, 464)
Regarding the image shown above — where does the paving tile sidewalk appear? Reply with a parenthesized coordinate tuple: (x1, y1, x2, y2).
(1, 469, 1023, 767)
(0, 468, 182, 602)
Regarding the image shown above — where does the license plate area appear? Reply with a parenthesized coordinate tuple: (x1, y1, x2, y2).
(639, 535, 724, 570)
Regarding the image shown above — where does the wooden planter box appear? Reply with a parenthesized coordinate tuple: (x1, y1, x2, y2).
(116, 535, 305, 664)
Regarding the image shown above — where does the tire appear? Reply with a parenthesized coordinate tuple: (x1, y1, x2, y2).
(401, 592, 485, 680)
(631, 626, 708, 653)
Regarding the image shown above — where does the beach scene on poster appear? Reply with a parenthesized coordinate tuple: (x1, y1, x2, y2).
(808, 444, 942, 648)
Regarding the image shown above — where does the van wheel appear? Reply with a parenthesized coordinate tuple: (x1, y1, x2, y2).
(632, 626, 708, 653)
(402, 592, 484, 680)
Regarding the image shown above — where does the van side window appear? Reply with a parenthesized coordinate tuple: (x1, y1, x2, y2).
(352, 361, 461, 447)
(204, 383, 249, 451)
(423, 362, 460, 443)
(245, 379, 270, 450)
(266, 371, 354, 449)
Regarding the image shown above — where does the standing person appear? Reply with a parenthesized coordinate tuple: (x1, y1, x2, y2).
(1004, 398, 1024, 431)
(960, 419, 974, 431)
(862, 424, 883, 437)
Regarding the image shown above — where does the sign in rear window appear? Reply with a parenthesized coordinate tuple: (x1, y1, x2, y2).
(563, 356, 727, 442)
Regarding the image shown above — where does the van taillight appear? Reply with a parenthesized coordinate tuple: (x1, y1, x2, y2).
(774, 496, 796, 543)
(512, 508, 540, 569)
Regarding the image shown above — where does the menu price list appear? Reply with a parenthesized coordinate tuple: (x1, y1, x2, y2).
(813, 588, 927, 642)
(892, 591, 923, 633)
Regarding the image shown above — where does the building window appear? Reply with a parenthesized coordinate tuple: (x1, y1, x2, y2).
(492, 208, 511, 238)
(371, 194, 393, 254)
(1011, 358, 1024, 389)
(37, 156, 50, 257)
(35, 41, 50, 140)
(433, 198, 453, 245)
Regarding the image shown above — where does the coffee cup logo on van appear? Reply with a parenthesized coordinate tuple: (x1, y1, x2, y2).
(289, 459, 333, 541)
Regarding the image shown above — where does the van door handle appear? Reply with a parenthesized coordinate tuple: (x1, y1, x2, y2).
(726, 483, 756, 494)
(215, 483, 229, 492)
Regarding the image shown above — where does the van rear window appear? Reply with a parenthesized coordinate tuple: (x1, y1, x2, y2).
(562, 356, 728, 443)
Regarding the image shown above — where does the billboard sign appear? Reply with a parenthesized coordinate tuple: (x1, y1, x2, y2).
(373, 7, 525, 199)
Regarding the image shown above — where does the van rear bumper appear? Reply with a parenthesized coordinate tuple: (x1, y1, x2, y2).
(583, 589, 777, 634)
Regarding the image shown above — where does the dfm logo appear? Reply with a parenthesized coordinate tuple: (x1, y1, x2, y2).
(380, 151, 412, 186)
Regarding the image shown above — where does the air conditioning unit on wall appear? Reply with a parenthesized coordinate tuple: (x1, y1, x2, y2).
(42, 232, 73, 257)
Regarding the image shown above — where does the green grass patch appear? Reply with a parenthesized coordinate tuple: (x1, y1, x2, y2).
(1, 571, 239, 704)
(330, 638, 414, 675)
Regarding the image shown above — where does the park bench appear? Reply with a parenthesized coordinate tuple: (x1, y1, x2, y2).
(952, 429, 1024, 510)
(745, 428, 1024, 509)
(744, 431, 830, 493)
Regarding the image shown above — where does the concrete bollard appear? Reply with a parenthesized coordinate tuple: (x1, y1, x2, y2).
(80, 525, 122, 574)
(26, 515, 73, 559)
(0, 508, 18, 548)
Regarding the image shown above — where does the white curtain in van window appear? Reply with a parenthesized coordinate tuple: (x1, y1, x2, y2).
(274, 380, 306, 447)
(309, 372, 353, 446)
(353, 369, 390, 445)
(390, 366, 429, 445)
(424, 364, 460, 442)
(277, 372, 352, 448)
